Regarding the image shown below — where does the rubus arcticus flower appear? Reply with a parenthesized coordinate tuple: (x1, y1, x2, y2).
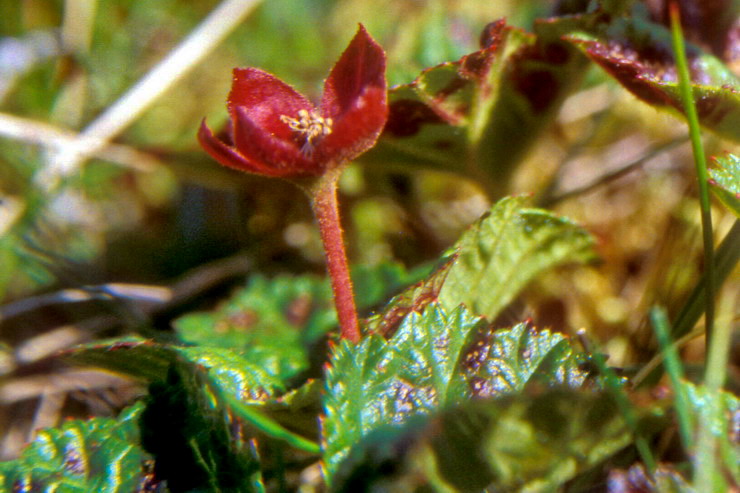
(198, 24, 387, 179)
(198, 25, 387, 344)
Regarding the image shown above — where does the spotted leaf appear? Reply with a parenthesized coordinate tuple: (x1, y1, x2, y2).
(0, 402, 152, 492)
(564, 16, 740, 142)
(322, 302, 588, 479)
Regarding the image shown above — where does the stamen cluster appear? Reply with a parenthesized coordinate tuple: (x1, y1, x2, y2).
(280, 109, 333, 155)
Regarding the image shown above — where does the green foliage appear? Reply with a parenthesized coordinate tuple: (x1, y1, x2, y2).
(218, 382, 321, 454)
(352, 262, 431, 310)
(174, 274, 331, 383)
(646, 379, 740, 492)
(323, 302, 588, 479)
(72, 338, 319, 457)
(439, 196, 596, 320)
(66, 263, 426, 463)
(709, 153, 740, 217)
(67, 337, 284, 399)
(366, 196, 595, 337)
(364, 255, 455, 337)
(173, 262, 424, 382)
(177, 345, 285, 401)
(141, 358, 265, 492)
(0, 402, 150, 492)
(67, 337, 176, 382)
(680, 381, 740, 489)
(364, 18, 589, 196)
(670, 221, 740, 343)
(461, 319, 590, 395)
(331, 388, 632, 492)
(255, 379, 322, 442)
(564, 16, 740, 141)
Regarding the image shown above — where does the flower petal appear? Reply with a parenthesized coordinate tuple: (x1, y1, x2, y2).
(315, 86, 387, 164)
(320, 25, 387, 120)
(197, 119, 274, 175)
(228, 68, 314, 139)
(232, 107, 321, 177)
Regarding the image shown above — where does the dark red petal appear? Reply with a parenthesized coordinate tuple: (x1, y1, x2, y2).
(320, 25, 387, 120)
(315, 86, 387, 165)
(197, 119, 273, 175)
(233, 107, 321, 177)
(228, 68, 314, 139)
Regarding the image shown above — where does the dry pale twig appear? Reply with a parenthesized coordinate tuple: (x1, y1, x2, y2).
(0, 112, 161, 172)
(41, 0, 263, 188)
(0, 253, 251, 322)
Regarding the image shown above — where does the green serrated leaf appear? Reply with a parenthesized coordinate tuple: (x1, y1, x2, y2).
(174, 274, 330, 383)
(438, 195, 596, 320)
(175, 346, 285, 400)
(68, 337, 316, 461)
(331, 388, 631, 492)
(709, 153, 740, 217)
(0, 402, 151, 492)
(323, 302, 588, 479)
(173, 262, 424, 383)
(67, 337, 283, 400)
(460, 321, 589, 397)
(324, 305, 484, 477)
(65, 336, 174, 382)
(141, 358, 265, 492)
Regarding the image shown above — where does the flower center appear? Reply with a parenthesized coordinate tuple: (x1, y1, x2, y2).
(280, 109, 333, 155)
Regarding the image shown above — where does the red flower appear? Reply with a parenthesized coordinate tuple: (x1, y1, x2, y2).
(198, 25, 387, 179)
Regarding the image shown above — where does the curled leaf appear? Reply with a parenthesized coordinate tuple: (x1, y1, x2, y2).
(564, 17, 740, 141)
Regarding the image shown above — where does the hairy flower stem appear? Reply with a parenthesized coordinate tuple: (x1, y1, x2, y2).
(303, 168, 361, 343)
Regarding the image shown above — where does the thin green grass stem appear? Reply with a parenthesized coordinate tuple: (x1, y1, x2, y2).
(670, 5, 731, 491)
(669, 3, 715, 343)
(672, 220, 740, 340)
(649, 307, 693, 449)
(635, 220, 739, 388)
